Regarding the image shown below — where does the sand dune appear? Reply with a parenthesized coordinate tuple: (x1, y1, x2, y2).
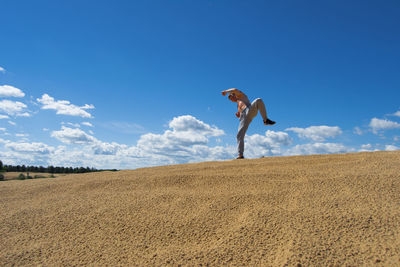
(1, 151, 400, 266)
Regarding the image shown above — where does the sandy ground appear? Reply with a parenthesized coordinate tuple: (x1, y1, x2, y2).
(1, 151, 400, 266)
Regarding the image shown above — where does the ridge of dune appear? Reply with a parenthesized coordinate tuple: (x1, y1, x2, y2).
(1, 151, 400, 266)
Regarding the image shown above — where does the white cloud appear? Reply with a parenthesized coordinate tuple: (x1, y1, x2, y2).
(51, 126, 97, 144)
(369, 118, 400, 134)
(0, 85, 25, 97)
(169, 115, 225, 137)
(15, 133, 29, 137)
(37, 94, 94, 118)
(0, 128, 6, 132)
(285, 126, 342, 141)
(392, 110, 400, 117)
(5, 141, 54, 154)
(245, 130, 292, 158)
(137, 130, 207, 154)
(285, 142, 353, 156)
(0, 67, 5, 73)
(0, 115, 9, 119)
(82, 122, 93, 127)
(0, 99, 30, 117)
(91, 141, 127, 155)
(8, 121, 16, 126)
(130, 115, 229, 164)
(122, 115, 227, 163)
(46, 147, 91, 167)
(385, 145, 399, 151)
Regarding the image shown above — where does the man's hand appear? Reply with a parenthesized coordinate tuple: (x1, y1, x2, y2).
(235, 112, 240, 118)
(222, 91, 227, 96)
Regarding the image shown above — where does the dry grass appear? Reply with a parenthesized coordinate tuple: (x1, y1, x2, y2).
(1, 151, 400, 266)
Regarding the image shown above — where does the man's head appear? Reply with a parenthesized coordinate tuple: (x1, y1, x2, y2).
(228, 93, 238, 102)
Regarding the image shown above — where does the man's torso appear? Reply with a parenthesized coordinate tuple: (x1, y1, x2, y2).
(236, 92, 251, 107)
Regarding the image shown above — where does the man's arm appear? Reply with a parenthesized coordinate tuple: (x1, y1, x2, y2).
(221, 88, 244, 97)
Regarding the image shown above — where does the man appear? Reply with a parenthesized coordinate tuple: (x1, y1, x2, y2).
(222, 88, 276, 159)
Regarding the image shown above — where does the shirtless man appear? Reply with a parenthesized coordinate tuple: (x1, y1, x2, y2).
(222, 88, 276, 159)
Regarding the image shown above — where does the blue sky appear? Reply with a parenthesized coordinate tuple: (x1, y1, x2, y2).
(1, 0, 399, 169)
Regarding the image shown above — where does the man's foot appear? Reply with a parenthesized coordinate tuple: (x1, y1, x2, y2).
(236, 155, 244, 159)
(264, 119, 276, 125)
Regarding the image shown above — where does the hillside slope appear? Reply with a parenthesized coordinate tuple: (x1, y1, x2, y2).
(1, 151, 400, 266)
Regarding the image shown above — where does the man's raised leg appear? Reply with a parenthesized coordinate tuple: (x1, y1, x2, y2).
(253, 98, 276, 125)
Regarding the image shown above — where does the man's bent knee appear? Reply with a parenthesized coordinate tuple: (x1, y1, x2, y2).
(255, 98, 263, 104)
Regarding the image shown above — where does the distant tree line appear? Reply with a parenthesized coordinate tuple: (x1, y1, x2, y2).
(0, 160, 117, 174)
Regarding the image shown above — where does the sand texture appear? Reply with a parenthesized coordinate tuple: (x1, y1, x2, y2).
(1, 151, 400, 266)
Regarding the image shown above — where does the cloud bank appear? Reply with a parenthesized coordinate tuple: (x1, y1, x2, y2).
(1, 92, 399, 168)
(1, 114, 360, 169)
